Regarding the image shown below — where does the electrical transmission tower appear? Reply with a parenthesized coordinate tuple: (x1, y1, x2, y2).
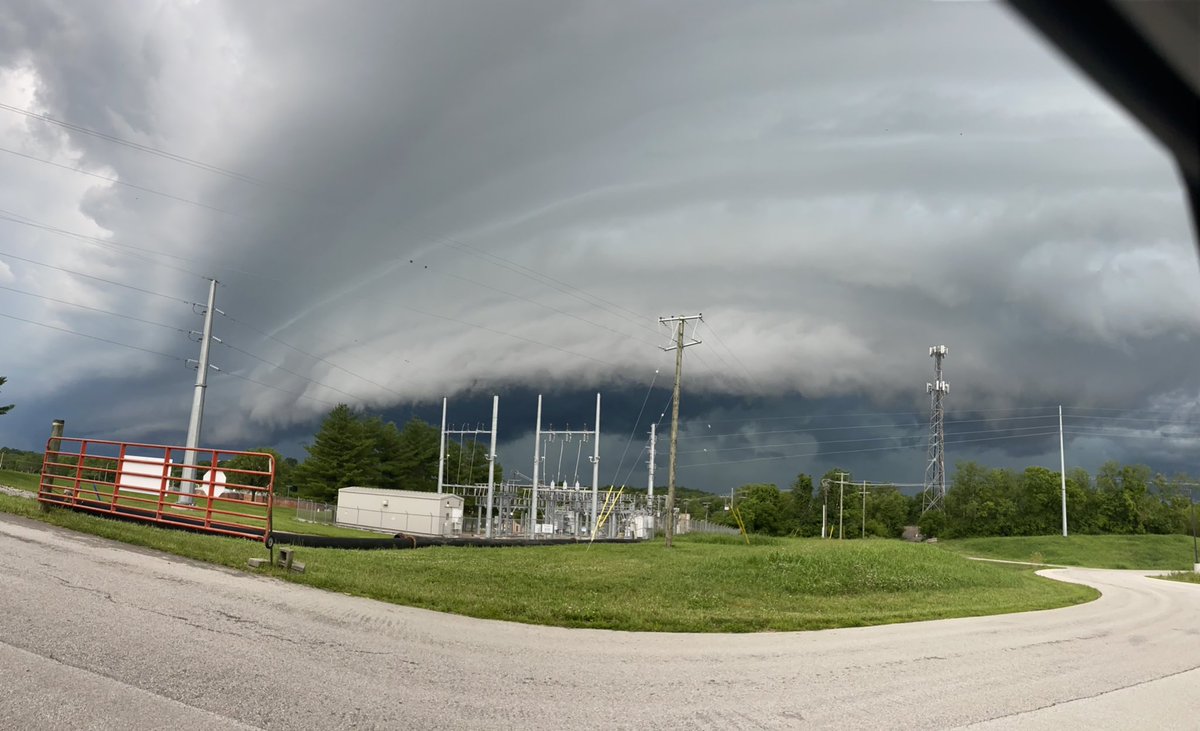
(180, 277, 220, 506)
(922, 345, 949, 513)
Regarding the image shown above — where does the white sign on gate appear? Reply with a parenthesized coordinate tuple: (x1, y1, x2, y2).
(118, 456, 172, 495)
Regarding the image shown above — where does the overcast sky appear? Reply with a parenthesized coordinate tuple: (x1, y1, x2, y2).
(1, 1, 1197, 494)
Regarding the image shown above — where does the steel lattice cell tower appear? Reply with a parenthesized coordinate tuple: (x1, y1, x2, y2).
(922, 345, 949, 513)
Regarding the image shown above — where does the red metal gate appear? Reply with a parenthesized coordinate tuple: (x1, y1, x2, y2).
(38, 437, 275, 543)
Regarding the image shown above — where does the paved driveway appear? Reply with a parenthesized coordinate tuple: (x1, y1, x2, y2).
(1, 514, 1197, 729)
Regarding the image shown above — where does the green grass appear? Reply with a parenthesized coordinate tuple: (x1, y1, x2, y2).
(0, 493, 1097, 632)
(8, 469, 381, 539)
(1158, 571, 1200, 585)
(938, 534, 1197, 570)
(0, 469, 39, 491)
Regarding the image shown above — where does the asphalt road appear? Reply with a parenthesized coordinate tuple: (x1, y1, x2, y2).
(1, 513, 1197, 730)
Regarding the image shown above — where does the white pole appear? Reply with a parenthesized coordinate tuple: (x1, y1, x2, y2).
(180, 278, 218, 506)
(648, 423, 656, 531)
(437, 397, 447, 495)
(648, 423, 656, 499)
(838, 472, 846, 540)
(1060, 404, 1068, 537)
(532, 395, 542, 537)
(485, 395, 499, 539)
(821, 480, 828, 539)
(591, 393, 601, 536)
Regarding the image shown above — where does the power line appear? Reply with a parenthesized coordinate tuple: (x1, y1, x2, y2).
(1063, 414, 1200, 425)
(607, 371, 661, 486)
(220, 312, 409, 401)
(0, 249, 197, 305)
(0, 145, 236, 216)
(700, 320, 761, 390)
(676, 423, 1062, 454)
(438, 238, 728, 381)
(0, 208, 274, 282)
(214, 369, 341, 409)
(218, 339, 374, 404)
(0, 311, 185, 361)
(1064, 428, 1200, 440)
(682, 405, 1059, 426)
(0, 101, 267, 186)
(678, 431, 1061, 468)
(0, 284, 188, 333)
(676, 413, 1059, 441)
(442, 270, 662, 348)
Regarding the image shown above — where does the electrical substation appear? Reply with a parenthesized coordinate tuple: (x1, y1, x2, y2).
(434, 393, 658, 540)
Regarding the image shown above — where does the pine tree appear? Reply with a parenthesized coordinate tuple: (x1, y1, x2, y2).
(295, 404, 377, 502)
(394, 417, 440, 491)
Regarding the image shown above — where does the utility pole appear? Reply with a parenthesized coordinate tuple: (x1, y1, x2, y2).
(658, 314, 702, 548)
(437, 397, 447, 494)
(647, 423, 656, 531)
(838, 471, 847, 540)
(590, 392, 601, 535)
(531, 395, 542, 536)
(1059, 404, 1068, 537)
(485, 396, 499, 539)
(862, 480, 867, 539)
(180, 278, 218, 506)
(1191, 488, 1198, 573)
(820, 479, 829, 539)
(922, 345, 949, 514)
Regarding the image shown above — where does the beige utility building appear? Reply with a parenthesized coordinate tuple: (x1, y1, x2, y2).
(336, 487, 464, 537)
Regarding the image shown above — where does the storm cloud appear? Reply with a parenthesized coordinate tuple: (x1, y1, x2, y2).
(1, 0, 1196, 492)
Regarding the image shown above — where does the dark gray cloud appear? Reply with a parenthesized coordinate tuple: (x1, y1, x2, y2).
(1, 1, 1197, 492)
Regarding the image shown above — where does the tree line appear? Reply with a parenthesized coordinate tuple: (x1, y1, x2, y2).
(704, 462, 1197, 539)
(288, 404, 501, 503)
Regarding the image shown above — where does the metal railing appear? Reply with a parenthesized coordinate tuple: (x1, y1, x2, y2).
(39, 436, 275, 543)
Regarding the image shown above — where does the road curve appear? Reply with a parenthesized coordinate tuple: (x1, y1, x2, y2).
(1, 514, 1197, 730)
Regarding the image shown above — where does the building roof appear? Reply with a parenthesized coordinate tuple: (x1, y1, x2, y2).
(337, 486, 461, 500)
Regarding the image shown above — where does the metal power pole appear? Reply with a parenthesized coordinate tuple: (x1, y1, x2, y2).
(485, 395, 499, 539)
(862, 480, 867, 539)
(437, 397, 447, 494)
(820, 479, 828, 539)
(647, 423, 657, 531)
(838, 471, 847, 540)
(658, 314, 703, 548)
(922, 345, 949, 514)
(648, 424, 657, 499)
(1059, 404, 1068, 537)
(180, 278, 218, 505)
(1191, 488, 1197, 572)
(531, 394, 542, 537)
(590, 392, 601, 535)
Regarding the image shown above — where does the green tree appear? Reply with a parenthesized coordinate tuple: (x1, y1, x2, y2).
(294, 404, 377, 502)
(784, 473, 820, 536)
(223, 447, 287, 491)
(0, 376, 12, 416)
(393, 417, 441, 491)
(733, 483, 788, 535)
(363, 417, 404, 489)
(866, 486, 910, 538)
(1013, 466, 1062, 535)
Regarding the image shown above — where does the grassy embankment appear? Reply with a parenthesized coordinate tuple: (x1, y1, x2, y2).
(938, 534, 1198, 570)
(0, 468, 378, 538)
(0, 488, 1096, 632)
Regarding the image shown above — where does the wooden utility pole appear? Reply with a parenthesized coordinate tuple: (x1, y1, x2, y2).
(658, 314, 703, 548)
